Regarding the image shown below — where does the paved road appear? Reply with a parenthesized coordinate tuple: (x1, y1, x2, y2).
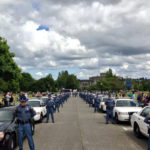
(16, 96, 148, 150)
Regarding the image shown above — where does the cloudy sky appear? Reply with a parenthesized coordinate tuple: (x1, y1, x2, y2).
(0, 0, 150, 79)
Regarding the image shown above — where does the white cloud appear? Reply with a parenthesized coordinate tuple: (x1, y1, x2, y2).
(121, 63, 129, 70)
(0, 0, 150, 79)
(35, 72, 43, 77)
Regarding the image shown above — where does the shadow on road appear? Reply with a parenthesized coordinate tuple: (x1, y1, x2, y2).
(124, 129, 147, 150)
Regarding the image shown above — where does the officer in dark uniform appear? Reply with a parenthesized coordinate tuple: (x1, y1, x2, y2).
(144, 114, 150, 150)
(14, 94, 36, 150)
(54, 95, 60, 113)
(89, 94, 93, 107)
(94, 95, 100, 113)
(46, 94, 55, 123)
(105, 95, 115, 124)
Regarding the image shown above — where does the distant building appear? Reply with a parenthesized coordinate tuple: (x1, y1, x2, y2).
(100, 73, 106, 79)
(79, 72, 107, 89)
(79, 71, 150, 89)
(79, 80, 90, 89)
(89, 76, 101, 86)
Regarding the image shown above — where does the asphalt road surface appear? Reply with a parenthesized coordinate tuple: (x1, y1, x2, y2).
(16, 96, 148, 150)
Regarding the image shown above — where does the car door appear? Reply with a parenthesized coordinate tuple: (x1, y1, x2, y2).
(43, 106, 47, 116)
(42, 105, 46, 116)
(139, 107, 150, 135)
(40, 101, 46, 116)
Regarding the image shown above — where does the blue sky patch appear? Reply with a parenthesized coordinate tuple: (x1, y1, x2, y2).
(37, 25, 49, 31)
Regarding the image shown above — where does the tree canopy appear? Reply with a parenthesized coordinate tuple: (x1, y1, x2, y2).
(88, 69, 125, 91)
(57, 71, 79, 90)
(0, 37, 21, 92)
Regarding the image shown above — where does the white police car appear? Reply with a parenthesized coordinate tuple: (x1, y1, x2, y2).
(113, 99, 142, 123)
(100, 97, 109, 112)
(131, 106, 150, 138)
(27, 99, 47, 122)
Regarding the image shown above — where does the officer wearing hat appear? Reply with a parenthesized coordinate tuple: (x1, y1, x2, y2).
(94, 95, 100, 113)
(105, 94, 115, 124)
(14, 94, 36, 150)
(46, 94, 55, 123)
(54, 94, 60, 113)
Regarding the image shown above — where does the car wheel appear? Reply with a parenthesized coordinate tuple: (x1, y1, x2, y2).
(6, 135, 15, 150)
(39, 114, 43, 123)
(102, 106, 105, 113)
(100, 106, 103, 112)
(134, 123, 142, 138)
(115, 113, 119, 124)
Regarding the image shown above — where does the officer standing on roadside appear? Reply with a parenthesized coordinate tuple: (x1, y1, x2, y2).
(14, 94, 36, 150)
(54, 94, 60, 113)
(94, 95, 100, 113)
(105, 94, 115, 124)
(144, 114, 150, 150)
(46, 94, 55, 123)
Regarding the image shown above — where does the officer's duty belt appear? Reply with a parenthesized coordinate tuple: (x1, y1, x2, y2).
(18, 120, 31, 124)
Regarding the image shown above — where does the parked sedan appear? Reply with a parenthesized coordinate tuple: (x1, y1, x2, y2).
(27, 99, 47, 122)
(0, 106, 34, 150)
(100, 97, 108, 112)
(131, 106, 150, 138)
(113, 99, 142, 123)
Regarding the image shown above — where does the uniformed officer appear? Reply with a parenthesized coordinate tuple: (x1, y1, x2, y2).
(94, 95, 100, 113)
(14, 94, 36, 150)
(46, 94, 55, 123)
(89, 94, 93, 107)
(144, 114, 150, 150)
(54, 95, 60, 113)
(105, 95, 115, 124)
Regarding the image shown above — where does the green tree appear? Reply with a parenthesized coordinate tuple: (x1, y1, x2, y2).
(0, 78, 8, 92)
(105, 68, 114, 78)
(57, 71, 69, 89)
(0, 37, 21, 92)
(66, 74, 79, 89)
(31, 74, 55, 92)
(20, 72, 35, 91)
(96, 69, 125, 91)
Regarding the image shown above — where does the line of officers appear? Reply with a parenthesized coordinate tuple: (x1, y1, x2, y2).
(46, 93, 70, 123)
(79, 92, 115, 124)
(14, 93, 70, 150)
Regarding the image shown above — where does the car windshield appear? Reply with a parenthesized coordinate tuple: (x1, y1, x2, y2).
(42, 98, 48, 103)
(116, 100, 137, 107)
(27, 101, 40, 107)
(0, 111, 13, 121)
(141, 107, 150, 117)
(103, 98, 108, 102)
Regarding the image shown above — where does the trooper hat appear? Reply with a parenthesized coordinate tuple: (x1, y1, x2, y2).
(48, 94, 51, 98)
(19, 94, 28, 102)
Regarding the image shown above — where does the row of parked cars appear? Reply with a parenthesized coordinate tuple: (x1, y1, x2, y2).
(80, 93, 150, 140)
(101, 96, 150, 138)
